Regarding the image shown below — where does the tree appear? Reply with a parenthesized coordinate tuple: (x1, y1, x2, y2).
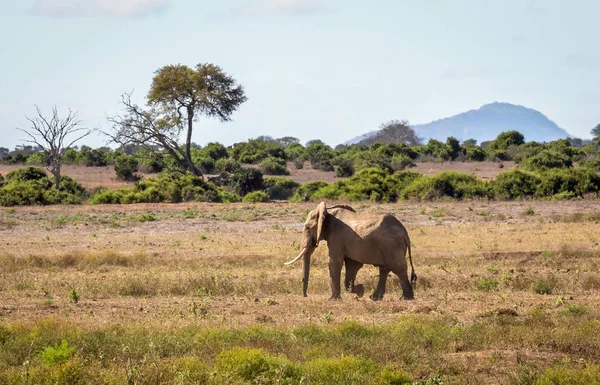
(359, 120, 423, 146)
(147, 63, 247, 173)
(16, 106, 93, 189)
(591, 124, 600, 139)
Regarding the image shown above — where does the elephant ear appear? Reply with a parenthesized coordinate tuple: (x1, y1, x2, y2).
(316, 201, 327, 246)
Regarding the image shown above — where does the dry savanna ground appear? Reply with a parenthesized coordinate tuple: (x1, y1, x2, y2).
(1, 199, 600, 383)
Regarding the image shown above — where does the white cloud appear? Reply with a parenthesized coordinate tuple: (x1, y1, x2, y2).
(30, 0, 169, 17)
(234, 0, 331, 16)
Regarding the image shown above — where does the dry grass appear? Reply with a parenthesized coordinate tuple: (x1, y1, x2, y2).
(2, 200, 600, 383)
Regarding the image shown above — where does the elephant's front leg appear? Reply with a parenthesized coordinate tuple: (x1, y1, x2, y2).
(328, 257, 344, 300)
(370, 266, 390, 301)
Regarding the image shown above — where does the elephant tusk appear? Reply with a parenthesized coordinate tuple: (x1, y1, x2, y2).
(284, 248, 307, 265)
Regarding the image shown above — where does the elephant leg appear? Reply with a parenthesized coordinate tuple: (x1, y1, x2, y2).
(370, 266, 390, 301)
(344, 258, 365, 298)
(328, 257, 344, 300)
(391, 265, 414, 300)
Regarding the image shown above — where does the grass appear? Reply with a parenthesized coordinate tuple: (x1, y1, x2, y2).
(2, 200, 600, 383)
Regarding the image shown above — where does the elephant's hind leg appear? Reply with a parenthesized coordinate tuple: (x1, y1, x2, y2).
(344, 258, 365, 298)
(391, 264, 414, 300)
(370, 266, 390, 301)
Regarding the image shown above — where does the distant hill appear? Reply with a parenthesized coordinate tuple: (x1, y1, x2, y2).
(346, 102, 572, 145)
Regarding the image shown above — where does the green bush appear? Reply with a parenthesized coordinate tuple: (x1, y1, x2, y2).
(242, 191, 270, 203)
(264, 177, 299, 200)
(336, 159, 355, 177)
(520, 150, 572, 171)
(62, 148, 82, 165)
(0, 169, 86, 206)
(82, 149, 109, 167)
(134, 148, 164, 173)
(231, 139, 286, 164)
(0, 173, 4, 187)
(113, 155, 140, 181)
(215, 158, 242, 173)
(259, 156, 290, 175)
(215, 348, 301, 384)
(492, 169, 540, 200)
(536, 168, 600, 198)
(6, 166, 48, 183)
(26, 151, 48, 165)
(291, 181, 329, 202)
(38, 339, 75, 367)
(89, 172, 240, 204)
(232, 168, 264, 196)
(401, 171, 491, 201)
(465, 146, 487, 161)
(192, 154, 214, 174)
(200, 142, 229, 161)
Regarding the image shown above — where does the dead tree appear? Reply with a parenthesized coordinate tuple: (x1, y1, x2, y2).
(16, 106, 94, 189)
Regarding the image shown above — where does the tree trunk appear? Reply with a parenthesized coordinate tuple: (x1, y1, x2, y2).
(186, 107, 194, 171)
(53, 168, 61, 190)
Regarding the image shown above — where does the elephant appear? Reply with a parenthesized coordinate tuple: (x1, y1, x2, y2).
(285, 202, 417, 301)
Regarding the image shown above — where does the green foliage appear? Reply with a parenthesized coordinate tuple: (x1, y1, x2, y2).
(26, 151, 48, 165)
(113, 154, 140, 181)
(242, 191, 270, 203)
(559, 304, 589, 316)
(536, 168, 600, 198)
(200, 142, 229, 161)
(191, 150, 215, 174)
(215, 158, 242, 173)
(520, 150, 572, 171)
(492, 169, 541, 200)
(70, 289, 80, 304)
(38, 339, 75, 367)
(533, 278, 555, 295)
(264, 177, 299, 200)
(401, 171, 491, 201)
(0, 173, 4, 188)
(82, 149, 109, 167)
(422, 139, 452, 162)
(231, 138, 286, 164)
(465, 146, 487, 161)
(291, 181, 329, 202)
(476, 277, 499, 291)
(232, 168, 264, 196)
(0, 168, 86, 206)
(90, 172, 239, 204)
(446, 136, 462, 160)
(285, 142, 305, 160)
(134, 148, 164, 173)
(336, 159, 355, 177)
(259, 156, 290, 175)
(215, 348, 301, 384)
(305, 140, 334, 167)
(6, 166, 48, 183)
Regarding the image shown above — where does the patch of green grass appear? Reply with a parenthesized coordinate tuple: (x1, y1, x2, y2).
(38, 339, 75, 367)
(524, 207, 535, 216)
(559, 304, 589, 316)
(430, 208, 446, 218)
(533, 278, 555, 295)
(476, 277, 499, 291)
(134, 212, 158, 222)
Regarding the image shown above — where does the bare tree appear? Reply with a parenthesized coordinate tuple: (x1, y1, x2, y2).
(16, 106, 94, 189)
(106, 93, 201, 174)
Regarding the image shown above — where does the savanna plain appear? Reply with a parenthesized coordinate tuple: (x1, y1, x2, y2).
(2, 167, 600, 384)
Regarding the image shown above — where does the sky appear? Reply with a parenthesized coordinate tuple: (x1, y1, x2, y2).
(1, 0, 599, 150)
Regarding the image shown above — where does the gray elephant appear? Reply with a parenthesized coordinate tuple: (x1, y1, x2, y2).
(285, 202, 417, 300)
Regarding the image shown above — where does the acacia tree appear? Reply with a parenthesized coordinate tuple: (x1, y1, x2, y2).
(591, 123, 600, 140)
(146, 63, 247, 173)
(16, 106, 93, 189)
(360, 120, 423, 146)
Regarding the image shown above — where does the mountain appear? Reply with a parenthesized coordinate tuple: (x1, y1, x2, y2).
(346, 102, 572, 145)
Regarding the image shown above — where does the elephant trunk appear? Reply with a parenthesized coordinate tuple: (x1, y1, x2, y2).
(302, 252, 311, 297)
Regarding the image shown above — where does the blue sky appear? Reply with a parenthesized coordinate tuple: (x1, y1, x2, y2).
(1, 0, 599, 150)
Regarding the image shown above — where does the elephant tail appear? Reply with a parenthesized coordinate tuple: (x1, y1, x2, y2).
(407, 236, 417, 286)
